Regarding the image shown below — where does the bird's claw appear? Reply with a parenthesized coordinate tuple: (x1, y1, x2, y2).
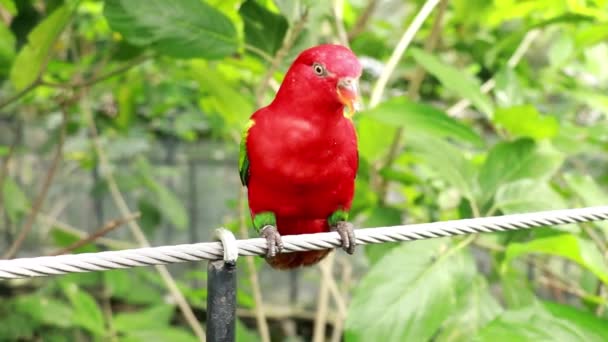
(260, 225, 283, 258)
(331, 221, 356, 254)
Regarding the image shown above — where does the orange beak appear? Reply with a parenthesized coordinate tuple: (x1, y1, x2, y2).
(337, 77, 360, 117)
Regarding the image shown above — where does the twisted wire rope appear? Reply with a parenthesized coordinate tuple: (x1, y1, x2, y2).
(1, 206, 607, 279)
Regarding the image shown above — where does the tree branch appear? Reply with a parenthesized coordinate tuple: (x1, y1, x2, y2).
(330, 258, 352, 342)
(332, 0, 349, 46)
(347, 0, 379, 40)
(41, 213, 136, 250)
(255, 9, 309, 107)
(245, 44, 274, 63)
(313, 254, 334, 342)
(83, 97, 206, 341)
(0, 134, 19, 221)
(376, 0, 448, 204)
(238, 187, 271, 342)
(0, 11, 72, 110)
(368, 0, 441, 107)
(447, 29, 541, 117)
(3, 107, 67, 259)
(40, 54, 151, 89)
(49, 212, 140, 256)
(0, 81, 42, 110)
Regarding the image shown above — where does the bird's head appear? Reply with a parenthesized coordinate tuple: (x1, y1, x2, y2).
(275, 44, 362, 116)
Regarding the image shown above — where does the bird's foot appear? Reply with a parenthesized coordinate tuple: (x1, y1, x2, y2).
(331, 221, 356, 254)
(260, 225, 284, 258)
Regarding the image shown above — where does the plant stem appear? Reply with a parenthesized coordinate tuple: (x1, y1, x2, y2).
(41, 213, 136, 250)
(245, 44, 274, 63)
(347, 0, 379, 40)
(3, 108, 67, 259)
(84, 98, 206, 342)
(0, 8, 74, 110)
(41, 54, 151, 89)
(369, 0, 441, 107)
(0, 81, 41, 110)
(313, 253, 334, 342)
(238, 187, 271, 342)
(332, 0, 349, 46)
(447, 29, 540, 117)
(255, 8, 308, 107)
(0, 135, 18, 222)
(330, 258, 353, 342)
(376, 0, 448, 204)
(49, 212, 140, 256)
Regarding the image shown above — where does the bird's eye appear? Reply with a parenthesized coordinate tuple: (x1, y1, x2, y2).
(312, 63, 326, 77)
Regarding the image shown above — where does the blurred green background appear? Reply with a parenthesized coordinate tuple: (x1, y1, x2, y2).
(1, 0, 608, 341)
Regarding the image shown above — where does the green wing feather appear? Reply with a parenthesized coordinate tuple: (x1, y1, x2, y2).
(239, 120, 255, 186)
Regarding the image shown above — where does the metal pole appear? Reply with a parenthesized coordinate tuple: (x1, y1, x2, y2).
(206, 259, 237, 342)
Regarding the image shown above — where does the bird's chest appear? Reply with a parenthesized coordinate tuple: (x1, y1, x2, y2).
(251, 116, 353, 188)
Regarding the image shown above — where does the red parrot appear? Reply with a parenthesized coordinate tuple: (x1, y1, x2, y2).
(239, 44, 362, 269)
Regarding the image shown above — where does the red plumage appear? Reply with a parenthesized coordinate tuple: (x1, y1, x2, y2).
(244, 44, 361, 269)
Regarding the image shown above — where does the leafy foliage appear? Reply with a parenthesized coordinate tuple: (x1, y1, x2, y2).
(346, 239, 476, 341)
(104, 0, 239, 59)
(10, 4, 72, 90)
(1, 0, 608, 341)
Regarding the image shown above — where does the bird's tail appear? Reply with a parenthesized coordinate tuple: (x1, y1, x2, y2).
(266, 218, 331, 269)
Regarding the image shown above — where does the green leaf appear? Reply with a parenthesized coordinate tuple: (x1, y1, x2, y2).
(564, 173, 608, 206)
(494, 179, 566, 214)
(0, 23, 16, 77)
(239, 0, 288, 56)
(378, 168, 420, 185)
(2, 177, 30, 223)
(543, 301, 608, 339)
(474, 305, 606, 342)
(575, 23, 608, 47)
(115, 76, 140, 130)
(408, 136, 477, 203)
(193, 60, 254, 134)
(10, 5, 71, 91)
(504, 234, 608, 285)
(104, 269, 162, 305)
(500, 266, 537, 309)
(362, 206, 402, 264)
(410, 48, 494, 117)
(548, 34, 574, 68)
(138, 198, 162, 233)
(436, 277, 503, 342)
(0, 145, 9, 156)
(136, 159, 188, 230)
(563, 173, 608, 235)
(362, 97, 484, 147)
(551, 122, 596, 155)
(63, 284, 105, 335)
(356, 116, 396, 162)
(51, 229, 99, 253)
(237, 319, 260, 342)
(570, 89, 608, 117)
(494, 68, 524, 107)
(0, 0, 17, 15)
(104, 270, 133, 299)
(0, 312, 38, 340)
(104, 0, 238, 59)
(14, 294, 73, 330)
(114, 305, 174, 332)
(345, 239, 476, 341)
(123, 328, 198, 342)
(494, 105, 559, 140)
(38, 298, 75, 328)
(478, 138, 563, 204)
(146, 179, 188, 230)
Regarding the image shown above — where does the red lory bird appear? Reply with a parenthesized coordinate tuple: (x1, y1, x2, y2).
(239, 44, 362, 269)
